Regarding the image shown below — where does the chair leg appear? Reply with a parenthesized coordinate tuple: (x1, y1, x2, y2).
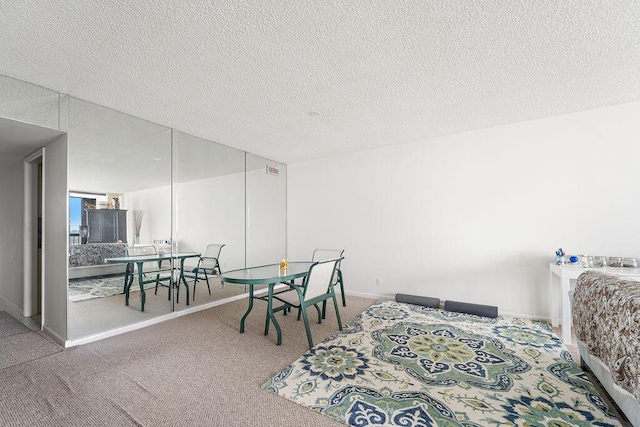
(313, 303, 322, 324)
(216, 266, 224, 288)
(175, 276, 180, 304)
(321, 300, 327, 320)
(338, 271, 346, 307)
(205, 271, 211, 295)
(300, 304, 314, 349)
(332, 294, 343, 331)
(264, 312, 270, 335)
(192, 271, 199, 301)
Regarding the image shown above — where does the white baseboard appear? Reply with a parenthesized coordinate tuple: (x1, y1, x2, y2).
(498, 309, 548, 321)
(65, 312, 177, 347)
(345, 290, 392, 300)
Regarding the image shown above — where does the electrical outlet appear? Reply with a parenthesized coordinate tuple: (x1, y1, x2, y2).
(375, 277, 382, 287)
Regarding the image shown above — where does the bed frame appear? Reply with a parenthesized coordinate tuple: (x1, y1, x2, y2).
(578, 339, 639, 426)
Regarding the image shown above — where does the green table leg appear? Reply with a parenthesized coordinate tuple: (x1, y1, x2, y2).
(175, 274, 179, 304)
(123, 263, 131, 294)
(267, 283, 282, 345)
(137, 262, 146, 312)
(240, 284, 254, 333)
(181, 258, 190, 305)
(124, 263, 134, 306)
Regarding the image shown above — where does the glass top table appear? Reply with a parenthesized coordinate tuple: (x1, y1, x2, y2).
(105, 252, 200, 311)
(221, 262, 314, 345)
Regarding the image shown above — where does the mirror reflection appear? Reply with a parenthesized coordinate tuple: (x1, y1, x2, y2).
(66, 100, 288, 341)
(172, 131, 247, 308)
(67, 98, 173, 339)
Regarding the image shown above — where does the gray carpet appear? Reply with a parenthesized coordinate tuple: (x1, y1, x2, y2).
(67, 277, 247, 340)
(0, 300, 631, 426)
(1, 296, 376, 426)
(0, 311, 62, 370)
(0, 311, 29, 338)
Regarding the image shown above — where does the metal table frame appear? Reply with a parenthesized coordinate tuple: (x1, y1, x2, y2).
(105, 252, 200, 311)
(221, 262, 313, 345)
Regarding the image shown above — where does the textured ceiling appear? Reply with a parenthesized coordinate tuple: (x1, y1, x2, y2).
(1, 0, 639, 164)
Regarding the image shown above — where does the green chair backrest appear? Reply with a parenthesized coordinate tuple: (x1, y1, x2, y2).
(312, 248, 344, 283)
(304, 258, 342, 300)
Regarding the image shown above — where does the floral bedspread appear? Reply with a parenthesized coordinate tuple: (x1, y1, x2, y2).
(573, 270, 640, 403)
(263, 300, 620, 426)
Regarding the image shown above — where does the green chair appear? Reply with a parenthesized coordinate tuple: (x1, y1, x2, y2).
(182, 243, 225, 300)
(269, 258, 344, 348)
(312, 248, 346, 318)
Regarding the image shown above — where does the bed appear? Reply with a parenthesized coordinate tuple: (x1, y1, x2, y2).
(573, 270, 640, 427)
(263, 299, 622, 426)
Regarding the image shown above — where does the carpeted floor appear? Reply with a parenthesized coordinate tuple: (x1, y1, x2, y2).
(0, 311, 62, 370)
(0, 299, 632, 426)
(0, 311, 30, 338)
(1, 296, 377, 426)
(66, 277, 248, 340)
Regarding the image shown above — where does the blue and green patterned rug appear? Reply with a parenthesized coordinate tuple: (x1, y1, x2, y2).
(68, 276, 155, 302)
(262, 300, 621, 426)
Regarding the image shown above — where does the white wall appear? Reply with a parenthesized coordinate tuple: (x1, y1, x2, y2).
(124, 172, 246, 271)
(246, 156, 287, 266)
(287, 101, 640, 319)
(174, 172, 245, 271)
(0, 161, 25, 306)
(124, 185, 172, 245)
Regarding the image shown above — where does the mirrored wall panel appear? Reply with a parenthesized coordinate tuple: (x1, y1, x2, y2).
(172, 131, 247, 308)
(67, 97, 172, 340)
(246, 154, 287, 266)
(0, 74, 60, 129)
(2, 74, 290, 344)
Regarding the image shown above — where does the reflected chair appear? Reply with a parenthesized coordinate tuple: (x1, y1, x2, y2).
(125, 245, 173, 300)
(269, 258, 344, 348)
(312, 248, 346, 318)
(182, 243, 225, 300)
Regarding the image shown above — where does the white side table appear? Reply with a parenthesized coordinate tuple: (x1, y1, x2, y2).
(549, 262, 640, 344)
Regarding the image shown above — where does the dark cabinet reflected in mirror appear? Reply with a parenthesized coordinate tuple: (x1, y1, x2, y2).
(86, 209, 127, 243)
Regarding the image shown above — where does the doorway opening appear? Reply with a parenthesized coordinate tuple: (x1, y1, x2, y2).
(24, 149, 44, 326)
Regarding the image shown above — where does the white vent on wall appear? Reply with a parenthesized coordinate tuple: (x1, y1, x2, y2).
(266, 165, 280, 176)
